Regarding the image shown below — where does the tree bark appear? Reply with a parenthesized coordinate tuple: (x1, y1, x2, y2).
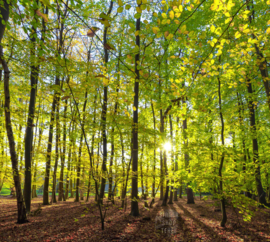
(51, 92, 60, 203)
(58, 89, 69, 201)
(0, 2, 28, 224)
(182, 94, 195, 204)
(130, 7, 140, 216)
(217, 76, 227, 227)
(246, 79, 267, 206)
(151, 101, 156, 201)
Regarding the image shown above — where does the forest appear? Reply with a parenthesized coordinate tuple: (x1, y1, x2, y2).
(0, 0, 270, 241)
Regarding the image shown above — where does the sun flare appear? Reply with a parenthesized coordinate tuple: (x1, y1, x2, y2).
(164, 142, 171, 151)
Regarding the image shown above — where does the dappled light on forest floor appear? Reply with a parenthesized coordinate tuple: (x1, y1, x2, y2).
(0, 196, 270, 241)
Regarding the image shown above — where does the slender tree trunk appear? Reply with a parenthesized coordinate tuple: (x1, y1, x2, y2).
(182, 91, 195, 204)
(246, 2, 270, 111)
(246, 79, 267, 206)
(65, 119, 74, 200)
(0, 2, 28, 223)
(130, 7, 141, 216)
(151, 101, 156, 201)
(120, 134, 126, 208)
(100, 2, 113, 203)
(168, 115, 174, 204)
(43, 82, 58, 205)
(2, 57, 28, 222)
(58, 92, 68, 201)
(183, 119, 194, 204)
(159, 100, 164, 200)
(140, 143, 144, 198)
(52, 93, 60, 203)
(65, 133, 72, 200)
(24, 2, 44, 213)
(69, 166, 74, 198)
(75, 91, 88, 202)
(218, 76, 227, 227)
(174, 116, 180, 201)
(32, 127, 42, 198)
(162, 151, 169, 206)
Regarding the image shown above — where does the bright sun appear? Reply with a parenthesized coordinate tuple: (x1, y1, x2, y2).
(163, 142, 171, 151)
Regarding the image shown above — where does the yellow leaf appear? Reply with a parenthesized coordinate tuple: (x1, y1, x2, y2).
(142, 0, 147, 3)
(210, 25, 215, 32)
(235, 31, 241, 39)
(152, 27, 160, 34)
(180, 25, 186, 33)
(225, 17, 231, 24)
(216, 50, 222, 56)
(103, 78, 109, 86)
(133, 106, 137, 111)
(166, 33, 174, 40)
(174, 20, 180, 24)
(179, 5, 183, 12)
(266, 27, 270, 35)
(169, 10, 174, 20)
(135, 30, 140, 36)
(161, 19, 167, 25)
(162, 13, 167, 18)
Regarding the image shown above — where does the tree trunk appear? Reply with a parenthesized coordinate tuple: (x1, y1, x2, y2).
(159, 103, 164, 201)
(43, 72, 59, 205)
(130, 8, 140, 217)
(246, 79, 267, 206)
(75, 91, 88, 202)
(168, 115, 174, 204)
(99, 2, 113, 204)
(24, 14, 40, 212)
(151, 101, 156, 201)
(218, 76, 227, 227)
(0, 2, 28, 223)
(58, 92, 69, 201)
(182, 91, 195, 204)
(140, 143, 145, 198)
(51, 87, 61, 203)
(65, 136, 72, 200)
(162, 151, 169, 206)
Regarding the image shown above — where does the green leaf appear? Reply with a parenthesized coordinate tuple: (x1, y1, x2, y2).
(134, 13, 141, 19)
(99, 12, 112, 21)
(40, 0, 51, 7)
(117, 7, 124, 13)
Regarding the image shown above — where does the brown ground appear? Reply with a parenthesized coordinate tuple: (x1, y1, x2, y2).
(0, 196, 269, 241)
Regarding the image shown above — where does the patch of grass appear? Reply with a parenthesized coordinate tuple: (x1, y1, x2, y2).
(0, 184, 11, 196)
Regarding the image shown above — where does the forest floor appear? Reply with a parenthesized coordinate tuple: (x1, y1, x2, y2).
(0, 195, 270, 241)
